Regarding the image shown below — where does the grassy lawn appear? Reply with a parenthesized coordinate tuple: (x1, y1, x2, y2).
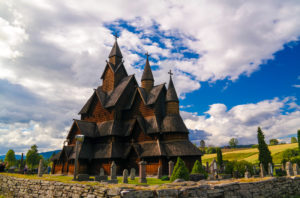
(202, 143, 298, 165)
(0, 173, 170, 186)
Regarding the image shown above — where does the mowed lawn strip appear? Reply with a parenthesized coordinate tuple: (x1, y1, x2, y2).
(202, 143, 298, 165)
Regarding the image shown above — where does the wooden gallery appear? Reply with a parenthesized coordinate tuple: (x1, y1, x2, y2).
(52, 37, 202, 176)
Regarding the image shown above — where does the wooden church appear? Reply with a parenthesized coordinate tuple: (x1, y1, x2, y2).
(52, 36, 202, 175)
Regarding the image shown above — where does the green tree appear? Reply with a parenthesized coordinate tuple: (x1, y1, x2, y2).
(170, 157, 190, 181)
(269, 139, 279, 145)
(257, 127, 273, 172)
(229, 138, 238, 148)
(26, 145, 41, 170)
(291, 137, 298, 144)
(191, 160, 204, 174)
(216, 148, 223, 167)
(298, 130, 300, 152)
(4, 149, 16, 168)
(200, 140, 205, 153)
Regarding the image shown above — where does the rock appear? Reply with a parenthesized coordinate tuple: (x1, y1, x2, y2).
(173, 179, 185, 183)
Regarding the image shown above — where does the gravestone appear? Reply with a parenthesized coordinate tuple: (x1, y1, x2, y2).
(260, 163, 266, 178)
(253, 165, 257, 175)
(268, 163, 273, 177)
(139, 161, 147, 183)
(244, 166, 250, 178)
(168, 161, 174, 177)
(157, 166, 162, 179)
(130, 168, 135, 180)
(210, 159, 217, 179)
(286, 161, 294, 176)
(293, 163, 299, 176)
(38, 159, 43, 177)
(95, 168, 108, 181)
(122, 169, 128, 183)
(110, 161, 117, 181)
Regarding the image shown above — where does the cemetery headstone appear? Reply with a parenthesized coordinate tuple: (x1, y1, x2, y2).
(130, 168, 135, 180)
(139, 161, 147, 183)
(286, 161, 294, 176)
(38, 159, 43, 177)
(122, 169, 128, 183)
(268, 163, 273, 177)
(168, 161, 174, 177)
(157, 166, 162, 179)
(110, 161, 117, 181)
(260, 163, 266, 178)
(293, 163, 299, 176)
(95, 168, 108, 181)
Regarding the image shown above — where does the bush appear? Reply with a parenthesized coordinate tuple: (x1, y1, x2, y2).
(206, 147, 217, 154)
(251, 144, 258, 148)
(282, 148, 299, 160)
(191, 160, 208, 179)
(224, 160, 254, 177)
(275, 168, 286, 177)
(170, 157, 190, 182)
(291, 156, 300, 167)
(160, 175, 169, 181)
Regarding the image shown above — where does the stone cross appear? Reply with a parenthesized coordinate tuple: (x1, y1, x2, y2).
(168, 161, 174, 177)
(38, 159, 43, 177)
(130, 168, 136, 180)
(157, 166, 162, 179)
(260, 163, 266, 178)
(286, 161, 294, 176)
(122, 169, 128, 183)
(268, 163, 273, 176)
(110, 161, 117, 180)
(293, 163, 299, 176)
(139, 161, 147, 183)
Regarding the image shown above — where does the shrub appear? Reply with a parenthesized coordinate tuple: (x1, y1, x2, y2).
(251, 144, 258, 148)
(282, 148, 298, 160)
(170, 157, 190, 181)
(160, 175, 169, 181)
(224, 160, 253, 177)
(275, 168, 286, 177)
(291, 156, 300, 167)
(206, 147, 217, 154)
(291, 137, 298, 144)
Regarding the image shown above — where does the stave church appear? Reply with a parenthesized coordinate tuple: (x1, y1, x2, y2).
(52, 35, 202, 175)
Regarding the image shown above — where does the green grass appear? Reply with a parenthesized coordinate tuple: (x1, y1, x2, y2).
(0, 173, 170, 186)
(202, 143, 299, 165)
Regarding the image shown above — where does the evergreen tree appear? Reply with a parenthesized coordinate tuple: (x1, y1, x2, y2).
(4, 149, 16, 168)
(298, 130, 300, 152)
(191, 160, 204, 174)
(216, 148, 223, 167)
(26, 145, 41, 170)
(170, 157, 190, 181)
(257, 127, 273, 172)
(291, 137, 298, 144)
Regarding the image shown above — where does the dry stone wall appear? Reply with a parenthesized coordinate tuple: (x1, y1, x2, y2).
(1, 174, 300, 198)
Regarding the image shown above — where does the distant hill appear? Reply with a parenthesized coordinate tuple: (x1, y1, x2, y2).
(0, 150, 61, 161)
(202, 143, 298, 165)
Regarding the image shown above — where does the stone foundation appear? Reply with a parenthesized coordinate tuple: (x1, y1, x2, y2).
(1, 174, 300, 197)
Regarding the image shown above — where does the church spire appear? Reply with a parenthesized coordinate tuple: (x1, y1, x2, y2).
(166, 70, 179, 114)
(141, 52, 154, 92)
(109, 33, 123, 65)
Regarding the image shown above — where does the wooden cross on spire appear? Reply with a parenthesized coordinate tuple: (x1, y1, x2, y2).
(145, 52, 150, 59)
(113, 32, 119, 41)
(168, 70, 173, 78)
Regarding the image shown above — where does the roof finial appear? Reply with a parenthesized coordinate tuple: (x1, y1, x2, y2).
(168, 70, 173, 78)
(114, 32, 119, 41)
(145, 52, 150, 59)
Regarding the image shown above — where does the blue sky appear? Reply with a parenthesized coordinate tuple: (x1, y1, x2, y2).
(0, 0, 300, 154)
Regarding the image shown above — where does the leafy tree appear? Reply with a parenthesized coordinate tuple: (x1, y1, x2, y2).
(269, 139, 279, 145)
(282, 148, 298, 160)
(26, 145, 41, 170)
(205, 146, 217, 154)
(170, 157, 190, 181)
(224, 160, 254, 177)
(229, 138, 238, 148)
(4, 149, 16, 168)
(200, 140, 205, 153)
(291, 137, 298, 144)
(257, 127, 273, 172)
(298, 130, 300, 152)
(216, 148, 223, 167)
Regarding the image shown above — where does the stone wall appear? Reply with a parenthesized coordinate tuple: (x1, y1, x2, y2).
(1, 174, 300, 198)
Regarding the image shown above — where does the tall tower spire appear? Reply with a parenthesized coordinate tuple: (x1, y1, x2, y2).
(109, 32, 123, 65)
(166, 70, 179, 114)
(141, 52, 154, 92)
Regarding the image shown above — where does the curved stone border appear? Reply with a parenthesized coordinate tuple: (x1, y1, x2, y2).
(1, 174, 300, 197)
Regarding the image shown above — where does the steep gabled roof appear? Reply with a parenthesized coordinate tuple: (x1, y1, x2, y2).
(100, 61, 127, 79)
(161, 114, 189, 133)
(166, 76, 179, 102)
(147, 84, 166, 105)
(109, 40, 123, 58)
(163, 140, 202, 156)
(75, 120, 98, 137)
